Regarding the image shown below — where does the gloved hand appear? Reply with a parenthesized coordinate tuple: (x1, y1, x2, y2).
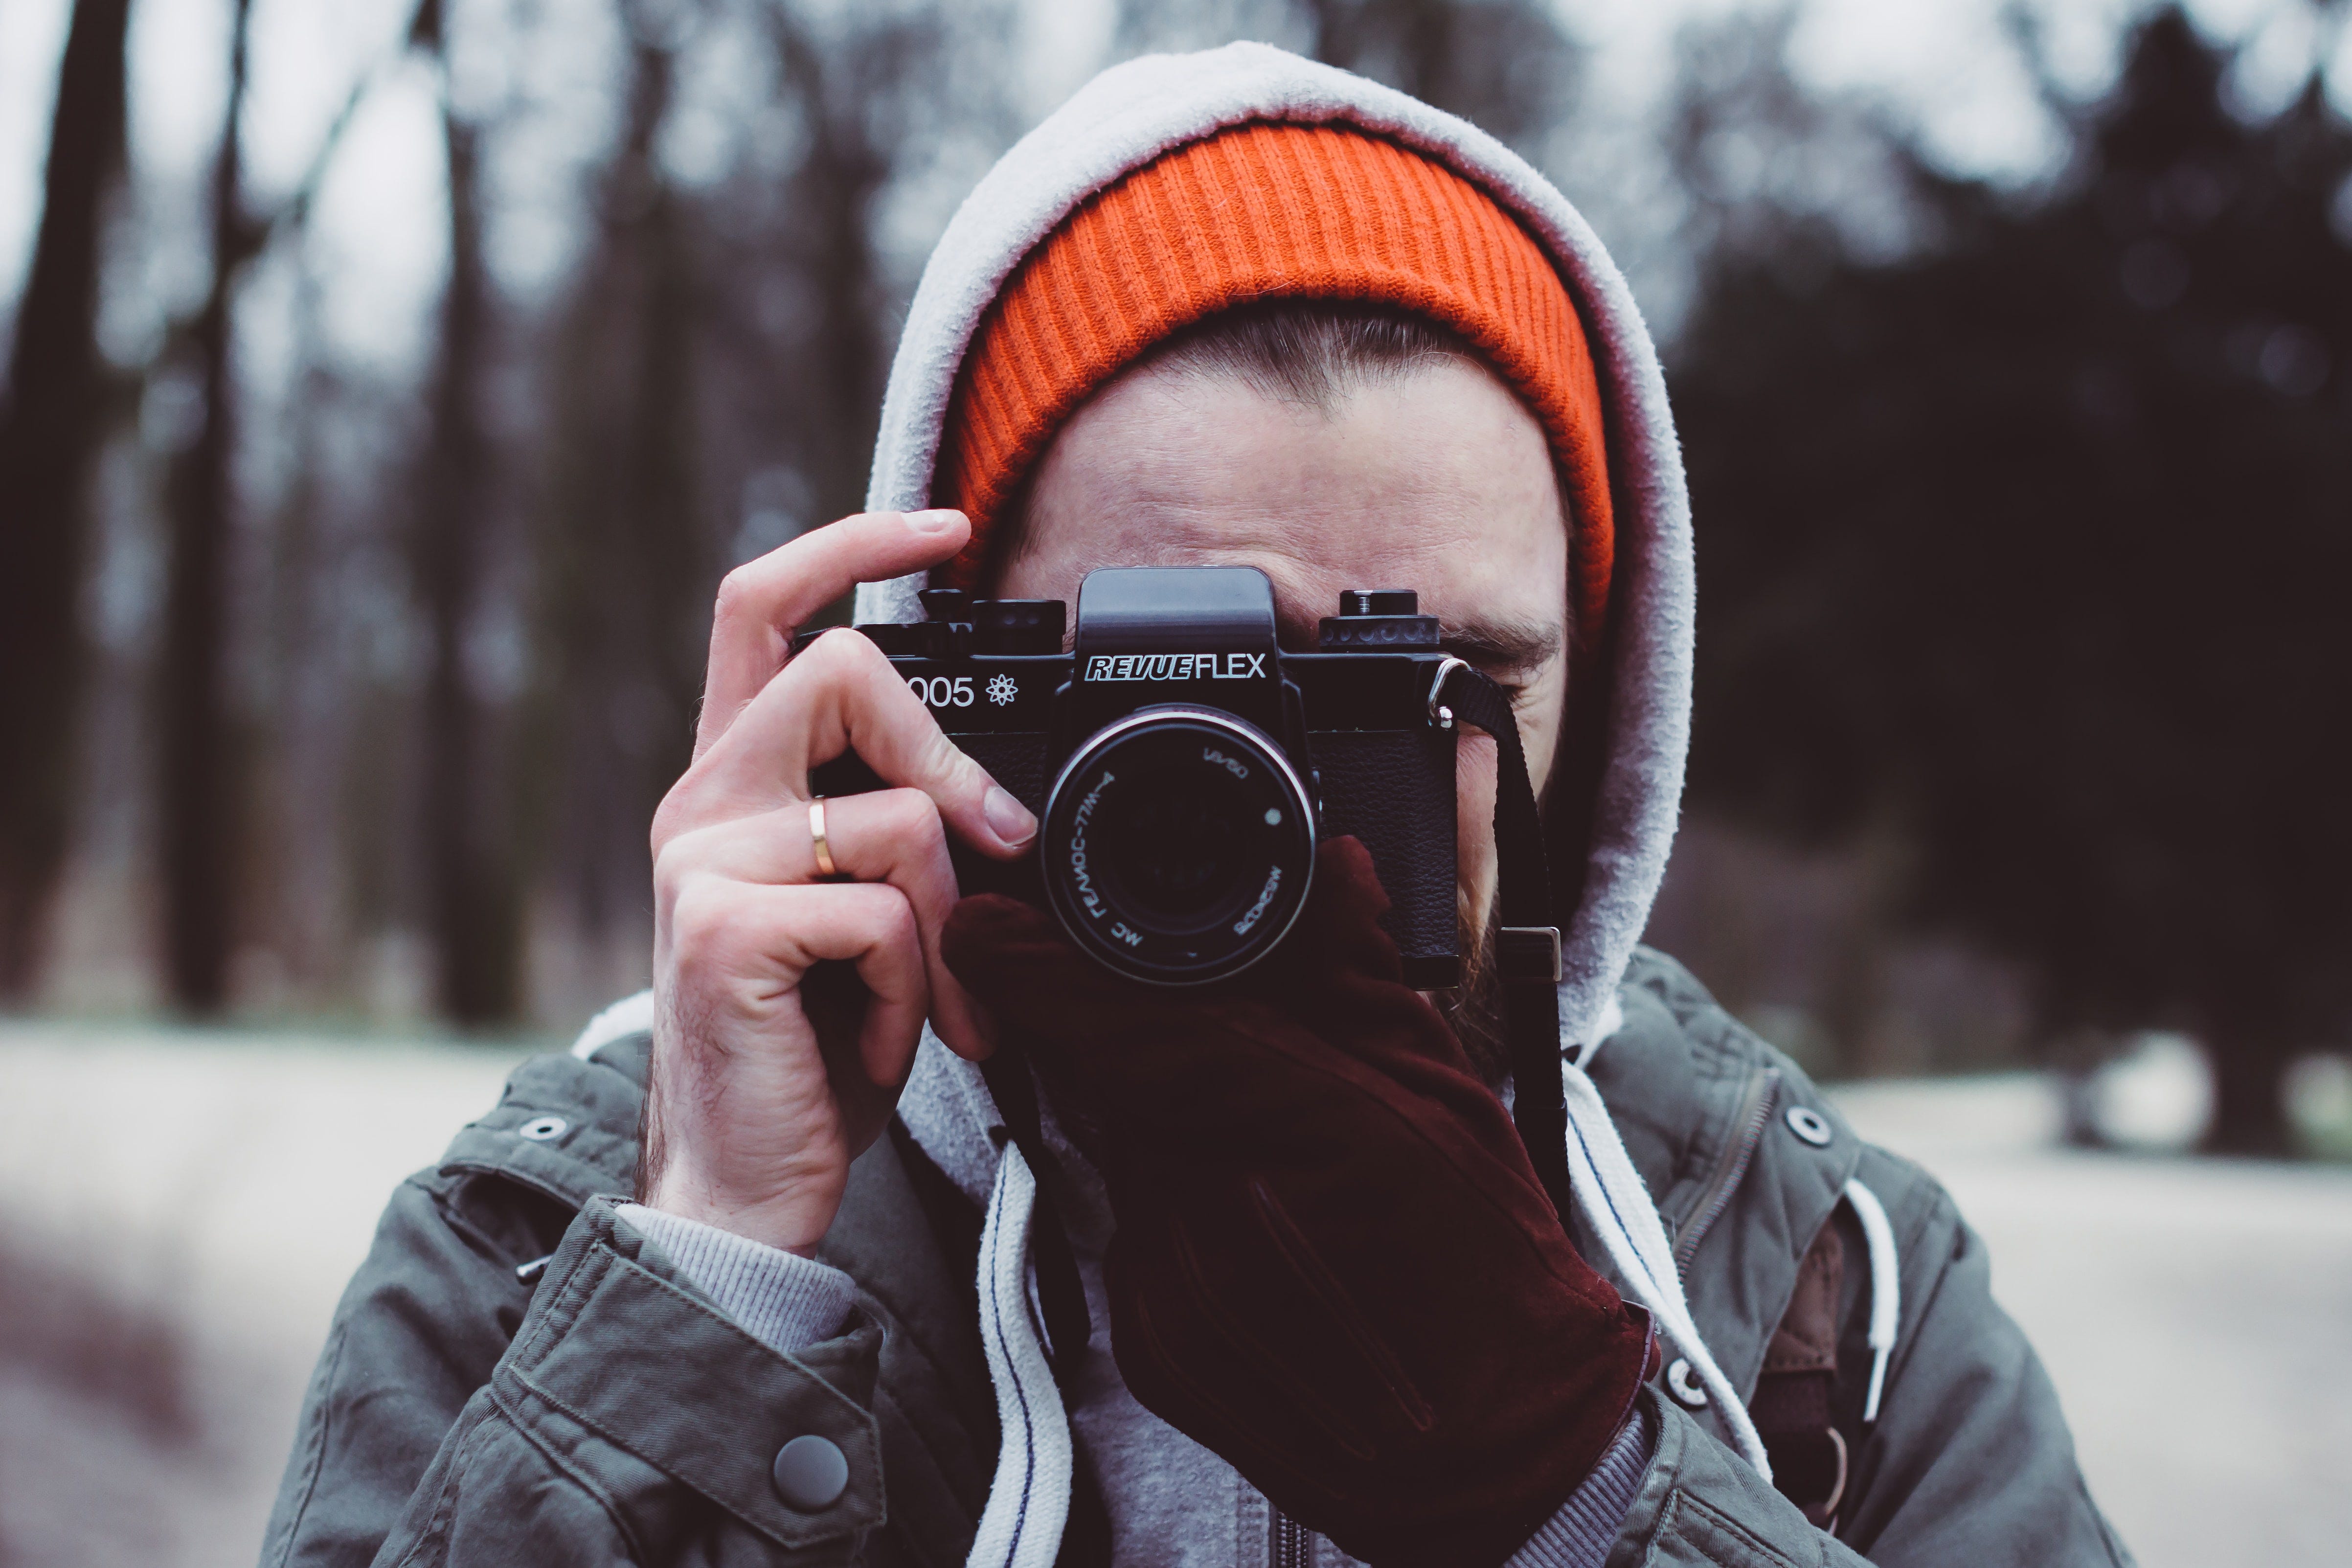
(941, 838, 1653, 1568)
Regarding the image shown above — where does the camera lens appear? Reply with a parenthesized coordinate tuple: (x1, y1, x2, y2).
(1096, 776, 1244, 921)
(1041, 707, 1316, 984)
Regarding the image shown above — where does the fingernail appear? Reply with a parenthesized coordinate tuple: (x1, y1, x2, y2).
(905, 508, 961, 534)
(985, 786, 1037, 847)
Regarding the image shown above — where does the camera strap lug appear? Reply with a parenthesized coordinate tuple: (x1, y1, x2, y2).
(1425, 655, 1471, 728)
(1498, 926, 1563, 984)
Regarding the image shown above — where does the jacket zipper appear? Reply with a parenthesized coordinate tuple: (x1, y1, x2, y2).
(1272, 1510, 1311, 1568)
(1672, 1064, 1780, 1273)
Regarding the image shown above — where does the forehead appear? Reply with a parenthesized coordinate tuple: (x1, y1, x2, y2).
(996, 355, 1568, 629)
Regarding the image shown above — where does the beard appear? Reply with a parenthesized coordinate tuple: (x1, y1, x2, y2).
(1432, 881, 1511, 1086)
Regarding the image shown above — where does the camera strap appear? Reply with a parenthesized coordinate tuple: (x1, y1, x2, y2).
(1435, 663, 1574, 1223)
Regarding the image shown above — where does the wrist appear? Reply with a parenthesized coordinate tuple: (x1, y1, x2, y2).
(644, 1164, 836, 1256)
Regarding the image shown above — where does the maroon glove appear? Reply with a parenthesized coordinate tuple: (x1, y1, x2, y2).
(942, 838, 1652, 1568)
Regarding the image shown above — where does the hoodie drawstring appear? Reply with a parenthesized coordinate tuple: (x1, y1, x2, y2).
(1559, 1055, 1775, 1480)
(969, 1142, 1073, 1568)
(1841, 1177, 1901, 1423)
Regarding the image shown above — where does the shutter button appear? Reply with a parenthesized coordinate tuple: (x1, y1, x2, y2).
(1666, 1358, 1708, 1408)
(1785, 1105, 1833, 1146)
(772, 1434, 849, 1512)
(519, 1115, 568, 1142)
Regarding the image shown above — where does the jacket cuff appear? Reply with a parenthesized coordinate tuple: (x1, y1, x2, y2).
(1505, 1399, 1657, 1568)
(616, 1202, 859, 1355)
(494, 1197, 885, 1552)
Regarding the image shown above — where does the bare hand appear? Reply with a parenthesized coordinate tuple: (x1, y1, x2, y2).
(641, 508, 1036, 1253)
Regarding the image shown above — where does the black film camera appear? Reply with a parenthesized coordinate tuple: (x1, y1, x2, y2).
(808, 566, 1464, 986)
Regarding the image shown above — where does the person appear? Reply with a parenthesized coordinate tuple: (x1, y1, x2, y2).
(260, 44, 2134, 1568)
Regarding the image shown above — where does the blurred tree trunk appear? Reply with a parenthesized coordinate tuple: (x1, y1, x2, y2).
(2205, 1051, 2289, 1154)
(610, 31, 702, 814)
(413, 0, 520, 1023)
(1297, 0, 1579, 152)
(259, 268, 333, 993)
(158, 0, 255, 1013)
(0, 0, 132, 998)
(775, 17, 892, 529)
(2204, 994, 2290, 1155)
(531, 16, 702, 960)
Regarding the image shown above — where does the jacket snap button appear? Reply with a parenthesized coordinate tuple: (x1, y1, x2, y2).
(519, 1115, 568, 1142)
(772, 1434, 849, 1511)
(1785, 1105, 1833, 1147)
(1666, 1357, 1708, 1408)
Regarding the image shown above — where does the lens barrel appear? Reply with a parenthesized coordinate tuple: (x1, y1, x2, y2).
(1040, 706, 1316, 985)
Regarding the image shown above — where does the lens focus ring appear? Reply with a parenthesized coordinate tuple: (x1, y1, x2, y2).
(1040, 707, 1316, 985)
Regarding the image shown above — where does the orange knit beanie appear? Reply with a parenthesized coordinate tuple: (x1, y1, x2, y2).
(933, 120, 1614, 647)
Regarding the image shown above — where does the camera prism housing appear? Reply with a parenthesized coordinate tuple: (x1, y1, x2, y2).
(807, 566, 1460, 987)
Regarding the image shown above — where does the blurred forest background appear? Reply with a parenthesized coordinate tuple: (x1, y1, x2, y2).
(2, 0, 2349, 1154)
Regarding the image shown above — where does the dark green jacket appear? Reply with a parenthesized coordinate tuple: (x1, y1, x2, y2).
(259, 948, 2133, 1567)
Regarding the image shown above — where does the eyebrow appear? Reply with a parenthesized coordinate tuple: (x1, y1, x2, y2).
(1440, 617, 1564, 676)
(1277, 609, 1564, 675)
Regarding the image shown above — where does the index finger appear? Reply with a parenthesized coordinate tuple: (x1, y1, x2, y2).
(689, 627, 1035, 860)
(699, 508, 970, 759)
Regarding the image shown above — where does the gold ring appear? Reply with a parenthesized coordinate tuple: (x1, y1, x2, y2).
(809, 796, 838, 878)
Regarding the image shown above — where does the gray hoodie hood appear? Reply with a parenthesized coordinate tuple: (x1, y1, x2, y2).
(851, 42, 1693, 1051)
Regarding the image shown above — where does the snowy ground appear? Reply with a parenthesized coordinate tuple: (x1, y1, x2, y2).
(0, 1020, 2346, 1567)
(1830, 1075, 2352, 1567)
(0, 1023, 525, 1568)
